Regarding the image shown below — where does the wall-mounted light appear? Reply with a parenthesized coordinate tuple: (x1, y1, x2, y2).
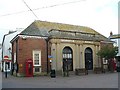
(22, 36, 27, 40)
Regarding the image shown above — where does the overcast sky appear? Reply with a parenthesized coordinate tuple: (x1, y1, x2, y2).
(0, 0, 119, 43)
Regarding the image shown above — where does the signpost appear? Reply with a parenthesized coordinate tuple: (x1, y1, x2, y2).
(48, 55, 56, 78)
(48, 55, 53, 58)
(48, 55, 53, 71)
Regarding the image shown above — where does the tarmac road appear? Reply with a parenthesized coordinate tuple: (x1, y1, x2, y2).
(2, 72, 118, 88)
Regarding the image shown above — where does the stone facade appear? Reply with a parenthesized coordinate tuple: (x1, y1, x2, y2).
(49, 38, 101, 73)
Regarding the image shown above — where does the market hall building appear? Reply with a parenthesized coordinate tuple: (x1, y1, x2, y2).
(10, 20, 111, 76)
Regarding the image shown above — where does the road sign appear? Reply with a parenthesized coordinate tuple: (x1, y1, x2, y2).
(48, 55, 53, 58)
(4, 56, 9, 60)
(3, 56, 11, 62)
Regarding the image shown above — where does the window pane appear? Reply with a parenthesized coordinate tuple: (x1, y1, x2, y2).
(68, 54, 70, 58)
(65, 54, 67, 58)
(66, 54, 68, 58)
(35, 60, 39, 65)
(63, 54, 65, 58)
(35, 54, 39, 60)
(35, 67, 40, 72)
(70, 54, 72, 58)
(34, 53, 39, 65)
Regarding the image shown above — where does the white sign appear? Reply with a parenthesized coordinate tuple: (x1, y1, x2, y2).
(61, 39, 74, 42)
(84, 41, 93, 44)
(103, 58, 108, 64)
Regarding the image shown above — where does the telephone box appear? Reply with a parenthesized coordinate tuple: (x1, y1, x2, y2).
(26, 59, 33, 77)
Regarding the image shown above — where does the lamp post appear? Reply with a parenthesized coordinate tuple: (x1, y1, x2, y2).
(50, 59, 52, 71)
(63, 59, 69, 77)
(66, 59, 69, 77)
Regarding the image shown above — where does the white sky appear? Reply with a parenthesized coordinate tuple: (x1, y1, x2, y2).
(0, 0, 119, 43)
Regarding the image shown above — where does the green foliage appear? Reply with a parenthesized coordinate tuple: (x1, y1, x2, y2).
(97, 45, 118, 59)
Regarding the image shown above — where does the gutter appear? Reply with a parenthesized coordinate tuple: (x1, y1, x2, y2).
(45, 37, 50, 74)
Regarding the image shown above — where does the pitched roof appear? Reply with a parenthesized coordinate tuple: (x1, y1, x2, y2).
(109, 34, 120, 39)
(20, 20, 108, 41)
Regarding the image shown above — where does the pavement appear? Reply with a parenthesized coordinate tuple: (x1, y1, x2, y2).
(1, 71, 119, 88)
(0, 71, 2, 89)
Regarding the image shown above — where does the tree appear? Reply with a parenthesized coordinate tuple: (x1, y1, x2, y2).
(97, 45, 118, 60)
(97, 45, 118, 72)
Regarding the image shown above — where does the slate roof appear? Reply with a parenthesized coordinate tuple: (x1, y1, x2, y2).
(20, 20, 109, 41)
(109, 34, 120, 39)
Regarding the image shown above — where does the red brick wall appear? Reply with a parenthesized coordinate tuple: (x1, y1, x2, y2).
(12, 36, 48, 75)
(12, 39, 17, 63)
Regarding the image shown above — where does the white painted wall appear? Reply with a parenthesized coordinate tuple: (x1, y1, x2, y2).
(2, 30, 22, 59)
(2, 30, 22, 72)
(111, 38, 120, 56)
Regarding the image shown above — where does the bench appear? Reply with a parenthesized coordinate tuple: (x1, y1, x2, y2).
(94, 67, 103, 74)
(75, 68, 88, 75)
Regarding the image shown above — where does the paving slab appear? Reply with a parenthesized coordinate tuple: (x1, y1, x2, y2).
(1, 72, 118, 88)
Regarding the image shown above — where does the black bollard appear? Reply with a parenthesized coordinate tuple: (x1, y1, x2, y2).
(5, 63, 7, 78)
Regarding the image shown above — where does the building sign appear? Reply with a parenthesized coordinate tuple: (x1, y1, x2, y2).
(84, 41, 93, 44)
(61, 39, 74, 43)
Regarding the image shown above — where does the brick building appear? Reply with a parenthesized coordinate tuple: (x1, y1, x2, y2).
(11, 20, 112, 76)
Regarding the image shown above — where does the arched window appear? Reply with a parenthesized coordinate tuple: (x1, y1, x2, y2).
(63, 47, 73, 71)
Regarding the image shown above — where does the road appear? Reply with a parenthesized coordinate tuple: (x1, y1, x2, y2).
(2, 72, 118, 88)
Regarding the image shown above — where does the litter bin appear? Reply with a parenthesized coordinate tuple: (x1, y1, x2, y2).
(50, 69, 56, 78)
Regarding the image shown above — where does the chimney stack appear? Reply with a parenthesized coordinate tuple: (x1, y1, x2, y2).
(110, 31, 113, 36)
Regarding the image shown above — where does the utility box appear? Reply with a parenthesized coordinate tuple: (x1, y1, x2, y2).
(50, 69, 56, 78)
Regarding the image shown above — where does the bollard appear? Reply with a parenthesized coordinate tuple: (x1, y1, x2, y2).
(5, 71, 7, 78)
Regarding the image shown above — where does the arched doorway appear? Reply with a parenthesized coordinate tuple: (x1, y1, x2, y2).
(62, 47, 73, 71)
(85, 47, 93, 70)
